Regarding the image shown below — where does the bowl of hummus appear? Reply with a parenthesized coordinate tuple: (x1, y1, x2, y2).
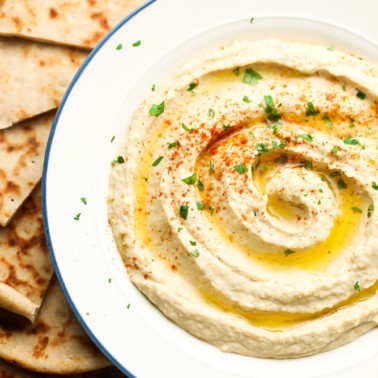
(109, 28, 378, 361)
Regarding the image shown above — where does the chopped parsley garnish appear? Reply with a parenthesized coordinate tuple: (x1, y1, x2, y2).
(208, 108, 215, 117)
(177, 227, 183, 232)
(192, 249, 200, 257)
(264, 95, 281, 122)
(234, 164, 248, 174)
(181, 123, 194, 132)
(324, 115, 333, 130)
(327, 46, 335, 51)
(127, 303, 131, 309)
(209, 160, 215, 173)
(354, 281, 361, 291)
(182, 173, 197, 185)
(244, 68, 263, 85)
(112, 156, 125, 164)
(343, 135, 359, 145)
(151, 84, 156, 91)
(356, 90, 366, 100)
(305, 102, 320, 116)
(251, 157, 261, 179)
(368, 203, 374, 218)
(197, 200, 204, 210)
(116, 43, 123, 50)
(197, 180, 205, 191)
(272, 140, 287, 149)
(111, 135, 116, 142)
(149, 101, 165, 116)
(271, 120, 282, 135)
(303, 160, 313, 171)
(319, 174, 325, 181)
(351, 206, 363, 213)
(232, 67, 240, 76)
(243, 95, 252, 103)
(132, 40, 141, 47)
(372, 181, 378, 190)
(208, 206, 215, 214)
(318, 199, 321, 205)
(80, 197, 87, 205)
(256, 142, 270, 154)
(179, 204, 189, 220)
(190, 240, 197, 246)
(300, 133, 313, 141)
(168, 140, 180, 149)
(319, 189, 323, 193)
(222, 124, 230, 131)
(152, 156, 164, 166)
(250, 17, 254, 23)
(330, 146, 339, 153)
(187, 82, 198, 92)
(74, 213, 81, 221)
(284, 249, 296, 256)
(337, 179, 347, 189)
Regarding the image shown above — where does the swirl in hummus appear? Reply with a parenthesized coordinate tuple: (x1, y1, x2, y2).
(108, 39, 378, 358)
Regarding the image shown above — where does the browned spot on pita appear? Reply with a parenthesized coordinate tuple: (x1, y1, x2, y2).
(11, 17, 22, 32)
(90, 12, 110, 30)
(49, 8, 59, 19)
(87, 0, 97, 6)
(32, 336, 49, 359)
(82, 31, 103, 48)
(5, 181, 20, 196)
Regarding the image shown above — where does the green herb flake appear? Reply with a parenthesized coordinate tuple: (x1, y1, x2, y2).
(127, 303, 131, 309)
(303, 160, 313, 171)
(222, 124, 230, 131)
(177, 227, 183, 232)
(111, 135, 116, 142)
(319, 174, 325, 182)
(243, 95, 252, 103)
(197, 201, 204, 210)
(209, 160, 215, 173)
(197, 180, 205, 191)
(74, 213, 81, 221)
(250, 17, 254, 23)
(80, 197, 87, 205)
(337, 179, 347, 189)
(168, 140, 181, 149)
(190, 240, 197, 246)
(232, 67, 240, 76)
(179, 204, 189, 220)
(152, 156, 164, 167)
(327, 46, 335, 52)
(111, 156, 125, 164)
(324, 115, 333, 130)
(108, 278, 112, 283)
(208, 108, 215, 117)
(149, 101, 165, 116)
(372, 181, 378, 190)
(351, 206, 363, 214)
(305, 102, 320, 116)
(264, 95, 281, 122)
(356, 90, 366, 100)
(192, 249, 200, 257)
(85, 312, 90, 316)
(368, 203, 374, 218)
(151, 84, 156, 91)
(300, 133, 313, 141)
(116, 43, 123, 50)
(244, 68, 263, 86)
(284, 249, 296, 256)
(132, 40, 141, 47)
(181, 173, 197, 185)
(271, 120, 283, 135)
(343, 135, 359, 145)
(234, 164, 248, 174)
(181, 123, 194, 132)
(187, 82, 198, 92)
(256, 142, 270, 154)
(354, 281, 361, 292)
(330, 146, 339, 153)
(318, 199, 321, 205)
(319, 189, 323, 193)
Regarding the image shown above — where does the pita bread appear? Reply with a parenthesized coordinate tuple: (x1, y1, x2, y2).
(0, 184, 53, 322)
(0, 0, 145, 49)
(0, 358, 125, 377)
(0, 37, 87, 130)
(0, 111, 54, 227)
(0, 276, 111, 374)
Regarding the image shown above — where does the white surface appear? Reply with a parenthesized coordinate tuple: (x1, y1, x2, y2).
(43, 0, 378, 377)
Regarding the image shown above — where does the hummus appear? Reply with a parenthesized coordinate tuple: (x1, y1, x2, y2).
(108, 39, 378, 358)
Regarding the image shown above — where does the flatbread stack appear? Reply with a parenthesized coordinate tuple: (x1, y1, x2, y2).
(0, 1, 145, 376)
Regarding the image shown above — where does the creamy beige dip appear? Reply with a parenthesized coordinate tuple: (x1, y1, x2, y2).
(109, 39, 378, 358)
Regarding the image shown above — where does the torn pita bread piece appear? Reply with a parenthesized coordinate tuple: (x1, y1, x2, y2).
(0, 276, 111, 374)
(0, 0, 145, 49)
(0, 111, 54, 227)
(0, 359, 125, 378)
(0, 37, 87, 130)
(0, 184, 53, 322)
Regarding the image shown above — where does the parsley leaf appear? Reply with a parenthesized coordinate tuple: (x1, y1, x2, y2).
(271, 120, 282, 135)
(80, 197, 87, 205)
(305, 102, 320, 116)
(152, 156, 164, 166)
(208, 108, 215, 117)
(324, 115, 333, 131)
(179, 205, 189, 220)
(337, 179, 347, 189)
(232, 67, 240, 76)
(264, 95, 281, 122)
(356, 90, 366, 100)
(209, 160, 215, 173)
(354, 281, 361, 291)
(351, 206, 363, 213)
(112, 156, 125, 164)
(243, 95, 252, 103)
(284, 249, 296, 256)
(149, 101, 165, 116)
(234, 164, 248, 174)
(167, 140, 180, 149)
(368, 203, 374, 218)
(303, 160, 313, 171)
(331, 146, 339, 153)
(197, 180, 205, 191)
(181, 123, 194, 132)
(182, 173, 197, 185)
(197, 201, 204, 210)
(74, 213, 81, 221)
(116, 43, 123, 50)
(187, 82, 198, 92)
(244, 68, 263, 85)
(343, 136, 359, 145)
(132, 40, 141, 47)
(256, 142, 270, 154)
(192, 249, 200, 257)
(300, 133, 313, 141)
(372, 181, 378, 190)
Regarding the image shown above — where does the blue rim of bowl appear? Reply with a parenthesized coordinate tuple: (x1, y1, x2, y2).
(42, 1, 156, 377)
